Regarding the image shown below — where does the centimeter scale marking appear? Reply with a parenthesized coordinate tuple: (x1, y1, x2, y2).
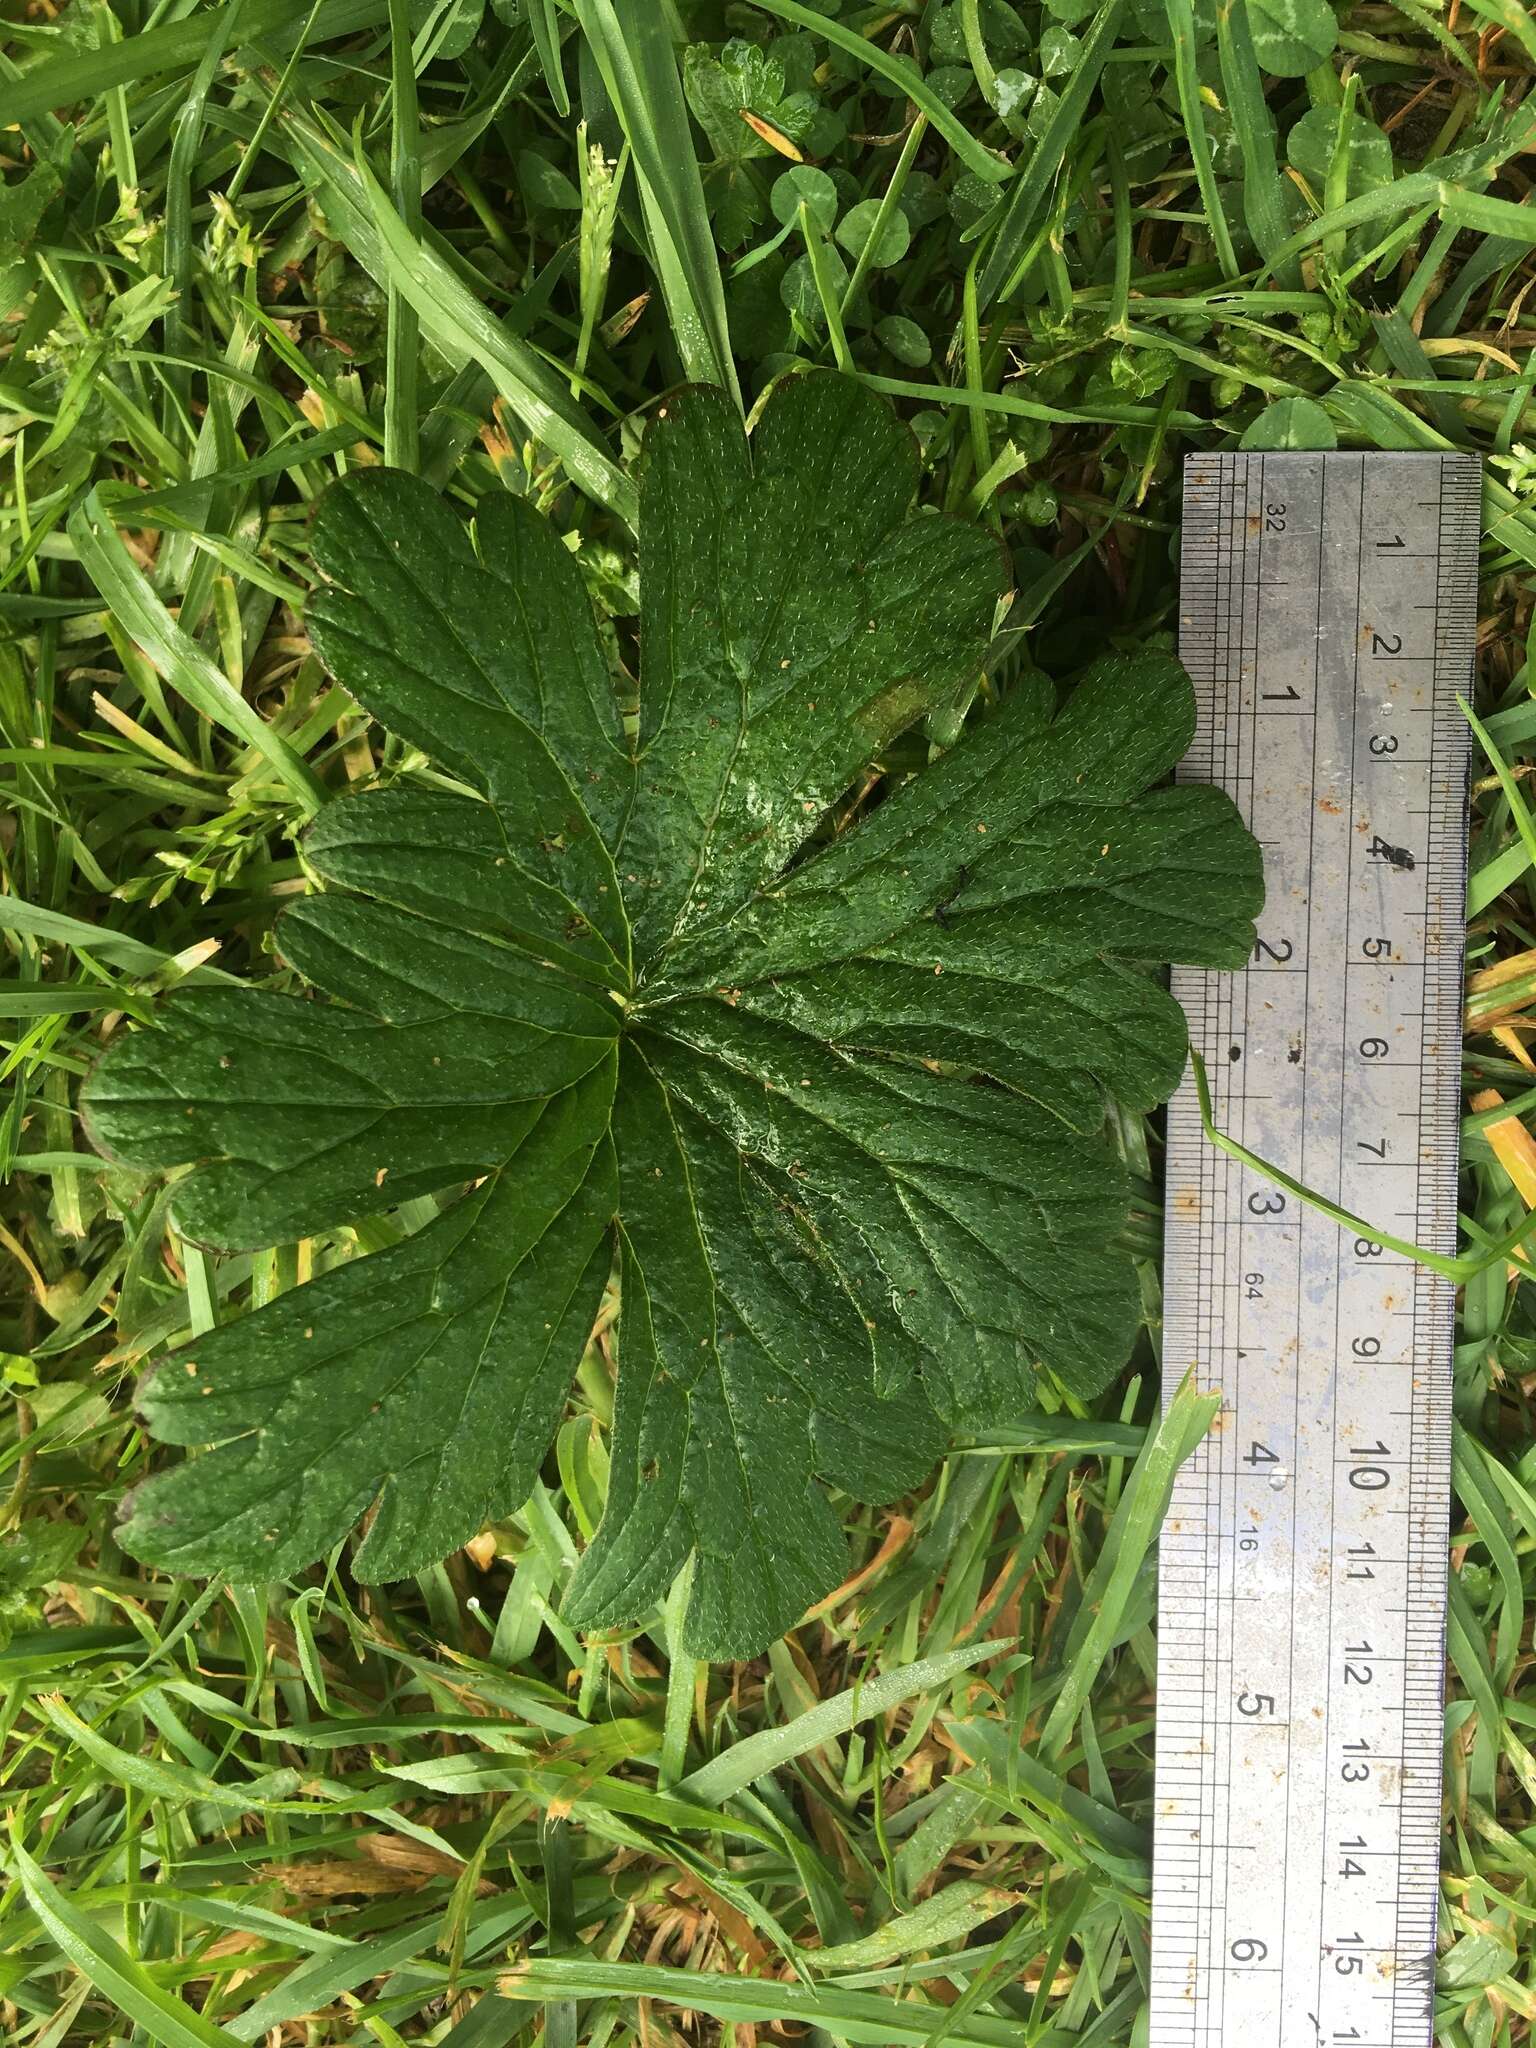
(1151, 452, 1480, 2048)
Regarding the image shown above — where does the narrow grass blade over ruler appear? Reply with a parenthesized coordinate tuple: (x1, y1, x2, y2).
(1152, 453, 1480, 2048)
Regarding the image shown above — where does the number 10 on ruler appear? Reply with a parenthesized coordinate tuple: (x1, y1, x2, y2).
(1151, 453, 1479, 2048)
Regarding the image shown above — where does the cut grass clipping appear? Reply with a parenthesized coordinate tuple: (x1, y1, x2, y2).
(3, 5, 1536, 2048)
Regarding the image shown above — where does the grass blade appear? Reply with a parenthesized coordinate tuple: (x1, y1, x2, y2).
(385, 0, 424, 473)
(677, 1641, 1008, 1806)
(1215, 0, 1297, 284)
(801, 1879, 1021, 1970)
(272, 104, 637, 524)
(1270, 169, 1536, 273)
(749, 0, 1007, 187)
(505, 1957, 1029, 2046)
(571, 0, 739, 405)
(8, 1834, 246, 2048)
(976, 0, 1127, 307)
(68, 490, 326, 815)
(1039, 1370, 1219, 1755)
(527, 0, 570, 117)
(0, 0, 385, 125)
(1163, 0, 1237, 278)
(0, 898, 173, 974)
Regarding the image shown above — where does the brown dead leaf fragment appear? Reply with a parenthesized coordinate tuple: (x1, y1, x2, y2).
(264, 1834, 492, 1901)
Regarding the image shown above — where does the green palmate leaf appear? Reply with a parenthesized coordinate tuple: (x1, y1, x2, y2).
(683, 39, 817, 166)
(84, 372, 1261, 1659)
(684, 39, 818, 250)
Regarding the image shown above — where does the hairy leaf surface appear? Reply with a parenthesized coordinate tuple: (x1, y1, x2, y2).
(84, 372, 1261, 1658)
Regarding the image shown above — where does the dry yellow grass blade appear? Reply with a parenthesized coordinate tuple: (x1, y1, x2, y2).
(1492, 1025, 1536, 1072)
(1469, 1085, 1536, 1278)
(1467, 946, 1536, 1034)
(739, 109, 805, 159)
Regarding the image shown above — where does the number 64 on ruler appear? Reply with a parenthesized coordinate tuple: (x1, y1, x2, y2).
(1152, 453, 1479, 2048)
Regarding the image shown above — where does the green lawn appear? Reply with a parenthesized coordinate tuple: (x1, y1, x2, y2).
(4, 3, 1536, 2044)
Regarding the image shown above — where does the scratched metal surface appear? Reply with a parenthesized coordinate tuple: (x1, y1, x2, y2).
(1150, 452, 1479, 2048)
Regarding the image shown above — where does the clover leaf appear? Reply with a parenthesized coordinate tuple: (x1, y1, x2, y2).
(84, 372, 1261, 1659)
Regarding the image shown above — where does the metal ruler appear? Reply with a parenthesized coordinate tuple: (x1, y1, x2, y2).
(1151, 451, 1480, 2048)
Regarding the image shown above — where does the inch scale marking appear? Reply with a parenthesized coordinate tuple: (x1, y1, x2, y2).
(1152, 453, 1479, 2048)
